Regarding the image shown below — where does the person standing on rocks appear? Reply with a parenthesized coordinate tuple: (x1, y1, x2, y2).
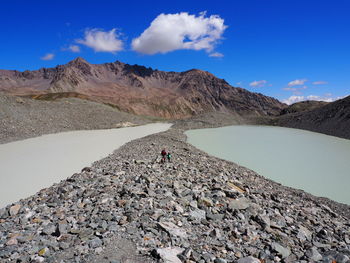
(161, 149, 167, 163)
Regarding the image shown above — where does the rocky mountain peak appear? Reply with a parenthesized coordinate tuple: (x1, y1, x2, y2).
(66, 57, 92, 76)
(68, 57, 90, 66)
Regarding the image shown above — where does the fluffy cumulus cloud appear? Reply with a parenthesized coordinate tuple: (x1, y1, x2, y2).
(249, 80, 267, 88)
(40, 53, 54, 60)
(283, 94, 343, 105)
(68, 45, 80, 53)
(77, 28, 123, 53)
(312, 81, 328, 85)
(131, 12, 227, 55)
(288, 79, 307, 87)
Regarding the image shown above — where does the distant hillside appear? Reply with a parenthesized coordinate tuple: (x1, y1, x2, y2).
(275, 95, 350, 139)
(0, 94, 152, 144)
(280, 100, 329, 115)
(0, 57, 285, 119)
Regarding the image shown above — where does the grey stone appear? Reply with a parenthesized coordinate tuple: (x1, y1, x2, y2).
(0, 207, 8, 218)
(335, 254, 350, 263)
(78, 228, 94, 240)
(181, 248, 192, 258)
(253, 214, 270, 228)
(228, 197, 250, 210)
(237, 256, 260, 263)
(214, 258, 227, 263)
(158, 221, 187, 238)
(206, 212, 224, 221)
(202, 252, 215, 262)
(190, 208, 206, 220)
(305, 247, 322, 262)
(297, 225, 312, 241)
(156, 247, 184, 263)
(58, 223, 68, 234)
(271, 242, 291, 259)
(88, 237, 103, 249)
(198, 197, 214, 207)
(9, 204, 21, 216)
(42, 224, 56, 235)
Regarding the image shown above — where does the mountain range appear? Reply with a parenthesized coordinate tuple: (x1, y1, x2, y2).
(0, 57, 284, 118)
(1, 57, 349, 139)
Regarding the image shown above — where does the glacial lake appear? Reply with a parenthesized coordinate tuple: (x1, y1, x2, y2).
(186, 125, 350, 205)
(0, 123, 171, 208)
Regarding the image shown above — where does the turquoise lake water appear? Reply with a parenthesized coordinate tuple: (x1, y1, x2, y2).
(186, 125, 350, 205)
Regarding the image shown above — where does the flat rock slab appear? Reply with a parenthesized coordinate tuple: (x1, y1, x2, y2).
(9, 204, 21, 216)
(237, 256, 261, 263)
(228, 197, 251, 210)
(156, 247, 184, 263)
(158, 222, 188, 238)
(271, 242, 291, 259)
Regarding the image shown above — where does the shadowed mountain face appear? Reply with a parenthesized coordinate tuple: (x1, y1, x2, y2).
(276, 95, 350, 139)
(0, 58, 285, 118)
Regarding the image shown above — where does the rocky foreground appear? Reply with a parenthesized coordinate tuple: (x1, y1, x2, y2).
(1, 122, 350, 263)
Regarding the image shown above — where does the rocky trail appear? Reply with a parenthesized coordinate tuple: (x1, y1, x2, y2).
(1, 127, 350, 263)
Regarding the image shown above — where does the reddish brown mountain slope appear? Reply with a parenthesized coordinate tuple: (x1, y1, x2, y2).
(0, 57, 285, 118)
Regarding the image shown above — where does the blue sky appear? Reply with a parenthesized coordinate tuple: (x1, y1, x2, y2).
(1, 0, 349, 104)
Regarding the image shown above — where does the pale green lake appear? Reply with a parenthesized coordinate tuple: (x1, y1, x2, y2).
(0, 123, 171, 208)
(186, 125, 350, 205)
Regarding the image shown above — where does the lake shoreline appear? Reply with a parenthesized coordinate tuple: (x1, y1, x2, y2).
(0, 93, 158, 145)
(0, 123, 172, 208)
(186, 125, 350, 205)
(1, 116, 350, 262)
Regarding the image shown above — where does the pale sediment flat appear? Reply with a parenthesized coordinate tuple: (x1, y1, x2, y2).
(0, 123, 171, 208)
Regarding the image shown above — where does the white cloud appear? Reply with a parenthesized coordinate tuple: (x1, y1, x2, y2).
(282, 94, 343, 105)
(312, 81, 328, 85)
(283, 95, 305, 105)
(77, 28, 123, 53)
(283, 85, 307, 94)
(68, 45, 80, 53)
(306, 95, 334, 102)
(209, 52, 224, 57)
(288, 79, 307, 87)
(40, 53, 54, 60)
(249, 80, 267, 88)
(132, 12, 227, 55)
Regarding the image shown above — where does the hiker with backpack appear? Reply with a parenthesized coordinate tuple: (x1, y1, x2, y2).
(161, 149, 167, 163)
